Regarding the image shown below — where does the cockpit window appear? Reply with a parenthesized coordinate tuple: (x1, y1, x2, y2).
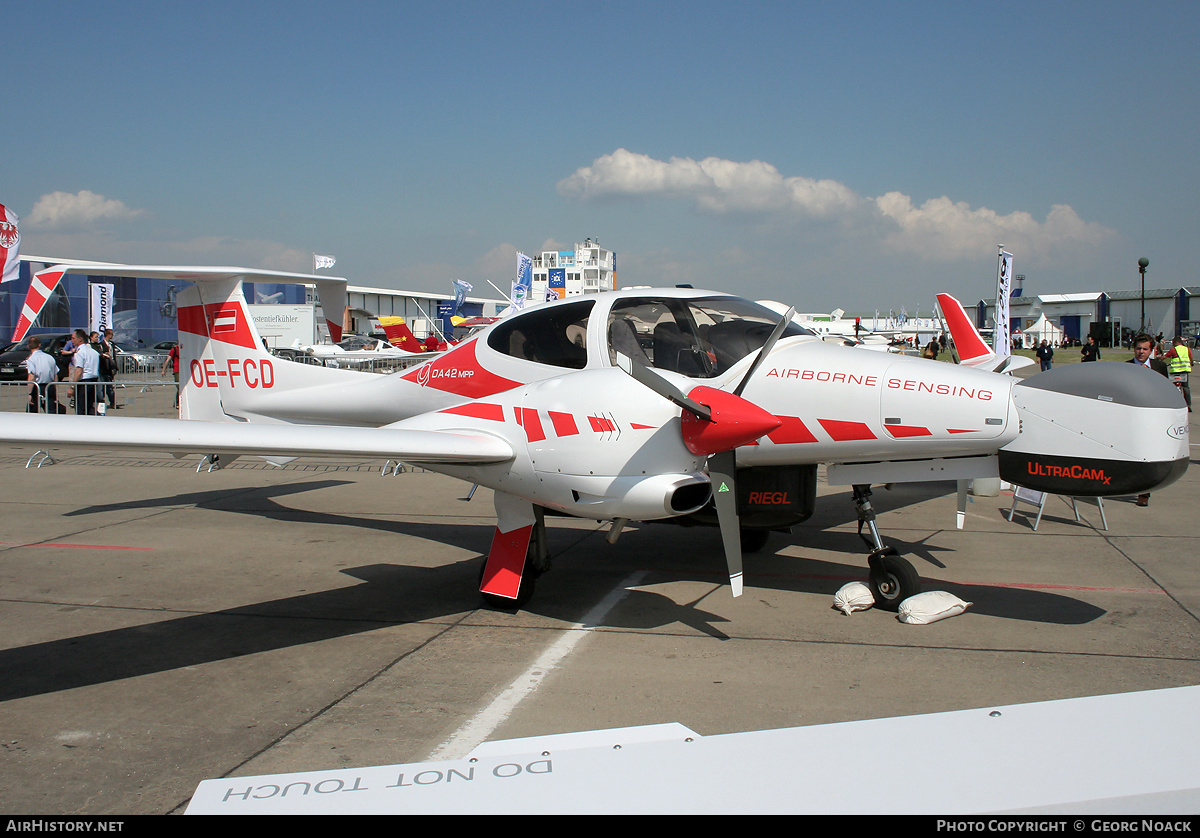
(607, 296, 813, 378)
(487, 300, 593, 369)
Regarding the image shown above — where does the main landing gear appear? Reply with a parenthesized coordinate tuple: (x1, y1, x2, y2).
(852, 484, 921, 611)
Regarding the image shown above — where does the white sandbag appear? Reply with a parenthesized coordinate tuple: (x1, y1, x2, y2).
(832, 581, 875, 615)
(898, 591, 972, 625)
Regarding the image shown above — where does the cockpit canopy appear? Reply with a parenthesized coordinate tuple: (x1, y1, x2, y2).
(607, 295, 813, 378)
(486, 293, 813, 378)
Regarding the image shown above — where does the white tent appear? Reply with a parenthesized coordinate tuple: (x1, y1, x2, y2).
(1021, 314, 1064, 348)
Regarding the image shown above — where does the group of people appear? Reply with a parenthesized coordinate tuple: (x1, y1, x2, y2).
(26, 329, 119, 416)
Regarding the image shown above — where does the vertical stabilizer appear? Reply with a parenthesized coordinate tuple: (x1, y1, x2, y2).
(936, 292, 1036, 374)
(378, 316, 427, 352)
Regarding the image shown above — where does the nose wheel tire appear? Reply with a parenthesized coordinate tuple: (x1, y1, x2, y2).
(868, 549, 920, 611)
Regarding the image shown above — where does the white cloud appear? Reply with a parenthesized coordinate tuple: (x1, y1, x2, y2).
(558, 148, 860, 217)
(873, 193, 1113, 260)
(559, 149, 1117, 262)
(26, 190, 146, 230)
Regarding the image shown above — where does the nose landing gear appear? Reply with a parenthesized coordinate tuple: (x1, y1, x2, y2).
(853, 485, 921, 610)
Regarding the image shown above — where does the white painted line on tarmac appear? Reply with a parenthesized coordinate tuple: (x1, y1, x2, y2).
(427, 571, 647, 761)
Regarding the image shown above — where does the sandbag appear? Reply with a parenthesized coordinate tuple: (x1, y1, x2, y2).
(897, 591, 972, 625)
(832, 581, 875, 615)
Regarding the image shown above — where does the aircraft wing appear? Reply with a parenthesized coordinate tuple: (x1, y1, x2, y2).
(0, 414, 514, 464)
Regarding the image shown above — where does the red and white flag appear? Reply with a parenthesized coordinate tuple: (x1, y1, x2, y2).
(0, 204, 20, 284)
(12, 265, 67, 343)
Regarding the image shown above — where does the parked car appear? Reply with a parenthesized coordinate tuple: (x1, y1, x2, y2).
(112, 342, 168, 374)
(0, 334, 75, 381)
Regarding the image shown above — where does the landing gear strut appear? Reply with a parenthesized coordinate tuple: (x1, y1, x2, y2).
(852, 484, 921, 611)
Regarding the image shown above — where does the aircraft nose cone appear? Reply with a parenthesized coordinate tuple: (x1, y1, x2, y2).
(680, 386, 782, 456)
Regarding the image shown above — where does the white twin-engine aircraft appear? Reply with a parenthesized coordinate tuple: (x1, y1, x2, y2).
(0, 266, 1189, 610)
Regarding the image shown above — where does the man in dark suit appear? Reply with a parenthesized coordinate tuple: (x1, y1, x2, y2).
(1128, 333, 1169, 376)
(1127, 334, 1169, 505)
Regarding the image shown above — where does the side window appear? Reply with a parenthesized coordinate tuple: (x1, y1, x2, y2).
(607, 298, 716, 378)
(487, 300, 593, 369)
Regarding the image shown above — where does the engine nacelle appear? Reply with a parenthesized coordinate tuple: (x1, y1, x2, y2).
(552, 472, 712, 520)
(999, 362, 1189, 496)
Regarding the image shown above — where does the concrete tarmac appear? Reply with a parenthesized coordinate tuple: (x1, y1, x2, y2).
(1, 416, 1198, 814)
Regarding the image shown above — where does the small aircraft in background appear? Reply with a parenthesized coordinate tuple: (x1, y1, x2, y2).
(0, 265, 1188, 611)
(766, 305, 900, 350)
(283, 333, 431, 370)
(377, 316, 447, 354)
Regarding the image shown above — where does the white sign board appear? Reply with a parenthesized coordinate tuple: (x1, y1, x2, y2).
(247, 304, 315, 348)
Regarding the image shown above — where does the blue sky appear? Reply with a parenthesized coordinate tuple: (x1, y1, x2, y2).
(6, 0, 1198, 312)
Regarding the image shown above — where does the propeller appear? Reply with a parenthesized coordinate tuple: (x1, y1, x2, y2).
(615, 306, 795, 596)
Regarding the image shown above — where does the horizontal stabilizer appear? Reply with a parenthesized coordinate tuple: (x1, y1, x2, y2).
(17, 263, 348, 344)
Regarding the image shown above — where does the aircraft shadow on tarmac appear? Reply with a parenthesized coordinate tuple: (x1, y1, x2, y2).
(0, 479, 1108, 702)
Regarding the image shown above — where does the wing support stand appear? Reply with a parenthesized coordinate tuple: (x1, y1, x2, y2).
(197, 454, 224, 473)
(852, 484, 921, 611)
(26, 450, 57, 469)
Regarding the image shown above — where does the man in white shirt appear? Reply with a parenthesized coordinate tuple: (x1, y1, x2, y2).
(24, 336, 60, 413)
(68, 329, 101, 415)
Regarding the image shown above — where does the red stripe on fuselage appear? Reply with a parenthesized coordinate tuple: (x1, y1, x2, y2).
(818, 419, 877, 441)
(884, 424, 932, 438)
(401, 339, 521, 399)
(768, 416, 818, 444)
(439, 402, 506, 422)
(549, 410, 579, 437)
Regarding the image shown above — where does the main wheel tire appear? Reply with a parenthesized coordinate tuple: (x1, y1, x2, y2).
(868, 554, 921, 611)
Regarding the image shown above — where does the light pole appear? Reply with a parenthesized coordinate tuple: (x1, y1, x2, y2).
(1138, 257, 1149, 333)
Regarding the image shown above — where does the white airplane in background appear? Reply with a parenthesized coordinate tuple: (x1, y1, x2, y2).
(762, 304, 898, 349)
(284, 334, 432, 369)
(0, 265, 1188, 611)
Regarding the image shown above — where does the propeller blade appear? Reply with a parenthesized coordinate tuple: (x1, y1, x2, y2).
(615, 352, 712, 422)
(733, 306, 796, 397)
(707, 449, 743, 597)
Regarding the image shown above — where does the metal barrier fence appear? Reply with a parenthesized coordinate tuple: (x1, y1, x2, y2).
(0, 376, 180, 418)
(270, 350, 425, 374)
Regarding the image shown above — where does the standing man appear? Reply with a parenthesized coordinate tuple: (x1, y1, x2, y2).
(98, 328, 118, 410)
(24, 336, 60, 414)
(1163, 335, 1193, 413)
(68, 329, 101, 415)
(1036, 340, 1054, 371)
(1081, 335, 1101, 362)
(1127, 334, 1169, 506)
(161, 342, 180, 409)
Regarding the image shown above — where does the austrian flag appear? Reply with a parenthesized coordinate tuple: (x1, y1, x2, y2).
(0, 203, 20, 284)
